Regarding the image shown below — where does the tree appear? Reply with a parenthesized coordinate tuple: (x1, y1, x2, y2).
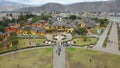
(48, 22, 53, 25)
(0, 36, 3, 41)
(82, 36, 87, 41)
(91, 17, 109, 27)
(10, 32, 17, 37)
(69, 15, 77, 20)
(76, 27, 87, 35)
(41, 15, 52, 20)
(24, 26, 31, 31)
(99, 18, 109, 27)
(8, 32, 18, 46)
(0, 26, 4, 32)
(66, 22, 71, 24)
(6, 14, 10, 17)
(10, 13, 13, 17)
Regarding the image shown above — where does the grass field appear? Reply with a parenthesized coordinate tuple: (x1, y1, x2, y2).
(72, 37, 97, 46)
(0, 48, 53, 68)
(66, 48, 120, 68)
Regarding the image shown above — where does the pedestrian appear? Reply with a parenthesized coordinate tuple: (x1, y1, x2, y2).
(111, 41, 112, 43)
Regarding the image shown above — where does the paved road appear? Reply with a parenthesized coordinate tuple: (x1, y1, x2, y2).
(95, 22, 112, 47)
(106, 23, 119, 50)
(53, 42, 65, 68)
(109, 17, 120, 23)
(92, 47, 120, 55)
(71, 46, 120, 56)
(0, 46, 52, 57)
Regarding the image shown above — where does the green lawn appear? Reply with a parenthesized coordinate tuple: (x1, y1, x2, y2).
(72, 37, 97, 46)
(0, 48, 52, 68)
(18, 38, 46, 48)
(66, 48, 120, 68)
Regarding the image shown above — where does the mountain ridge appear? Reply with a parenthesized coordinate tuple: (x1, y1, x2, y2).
(17, 1, 120, 12)
(0, 0, 33, 11)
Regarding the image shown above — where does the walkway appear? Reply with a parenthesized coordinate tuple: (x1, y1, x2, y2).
(53, 42, 65, 68)
(95, 22, 112, 47)
(92, 21, 120, 55)
(0, 46, 52, 57)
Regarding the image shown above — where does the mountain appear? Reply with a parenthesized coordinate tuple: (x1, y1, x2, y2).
(18, 1, 120, 12)
(40, 3, 64, 12)
(16, 3, 65, 12)
(0, 0, 33, 11)
(65, 1, 120, 12)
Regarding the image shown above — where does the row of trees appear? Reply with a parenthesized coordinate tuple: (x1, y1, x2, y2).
(0, 32, 19, 49)
(7, 32, 19, 46)
(0, 13, 36, 32)
(65, 15, 81, 20)
(91, 17, 109, 27)
(31, 14, 52, 23)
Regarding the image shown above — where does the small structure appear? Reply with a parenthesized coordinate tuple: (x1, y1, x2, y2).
(97, 29, 102, 35)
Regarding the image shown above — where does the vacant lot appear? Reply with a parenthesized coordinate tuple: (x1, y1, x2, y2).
(66, 48, 120, 68)
(0, 48, 52, 68)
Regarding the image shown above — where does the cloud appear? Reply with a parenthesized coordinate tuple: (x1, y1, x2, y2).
(7, 0, 108, 5)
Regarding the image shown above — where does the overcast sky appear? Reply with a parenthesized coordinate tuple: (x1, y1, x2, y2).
(7, 0, 108, 5)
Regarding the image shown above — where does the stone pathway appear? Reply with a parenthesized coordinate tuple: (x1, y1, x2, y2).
(53, 42, 65, 68)
(51, 33, 70, 68)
